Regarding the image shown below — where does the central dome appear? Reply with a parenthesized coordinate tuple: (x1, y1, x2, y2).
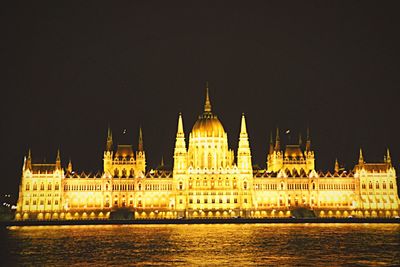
(191, 87, 225, 137)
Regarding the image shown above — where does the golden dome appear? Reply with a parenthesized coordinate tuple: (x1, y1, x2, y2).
(191, 85, 225, 137)
(192, 113, 225, 137)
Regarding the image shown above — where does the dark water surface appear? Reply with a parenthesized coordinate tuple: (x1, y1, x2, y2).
(1, 224, 399, 266)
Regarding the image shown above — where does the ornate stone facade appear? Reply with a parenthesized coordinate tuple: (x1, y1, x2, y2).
(16, 87, 400, 220)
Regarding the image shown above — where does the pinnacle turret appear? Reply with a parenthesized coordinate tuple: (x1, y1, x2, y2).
(138, 127, 144, 152)
(204, 82, 212, 113)
(334, 158, 339, 173)
(106, 125, 113, 151)
(359, 148, 364, 165)
(56, 148, 61, 170)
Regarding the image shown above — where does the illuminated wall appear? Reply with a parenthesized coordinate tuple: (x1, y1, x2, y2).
(15, 88, 400, 220)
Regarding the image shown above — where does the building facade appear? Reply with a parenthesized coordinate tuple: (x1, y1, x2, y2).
(16, 88, 400, 220)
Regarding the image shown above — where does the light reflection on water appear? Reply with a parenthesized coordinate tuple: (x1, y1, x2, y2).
(1, 224, 399, 266)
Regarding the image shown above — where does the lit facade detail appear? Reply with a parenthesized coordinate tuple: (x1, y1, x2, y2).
(16, 87, 400, 220)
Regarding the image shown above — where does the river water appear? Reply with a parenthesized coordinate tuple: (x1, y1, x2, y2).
(1, 223, 399, 266)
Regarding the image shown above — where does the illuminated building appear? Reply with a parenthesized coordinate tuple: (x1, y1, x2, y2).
(15, 86, 400, 220)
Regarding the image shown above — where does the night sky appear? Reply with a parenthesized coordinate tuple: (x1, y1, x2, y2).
(1, 2, 400, 198)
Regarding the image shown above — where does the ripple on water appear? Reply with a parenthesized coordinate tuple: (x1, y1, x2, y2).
(1, 223, 399, 266)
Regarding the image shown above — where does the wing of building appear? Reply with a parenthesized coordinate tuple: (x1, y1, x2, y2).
(16, 86, 400, 220)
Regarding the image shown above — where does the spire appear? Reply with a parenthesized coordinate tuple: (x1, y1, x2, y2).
(306, 127, 311, 151)
(274, 127, 280, 151)
(106, 125, 113, 151)
(386, 148, 392, 166)
(161, 156, 164, 167)
(334, 158, 339, 174)
(138, 126, 144, 151)
(240, 113, 248, 135)
(26, 148, 32, 170)
(269, 132, 274, 154)
(67, 159, 72, 173)
(204, 82, 212, 113)
(177, 112, 184, 137)
(358, 148, 364, 165)
(56, 148, 61, 169)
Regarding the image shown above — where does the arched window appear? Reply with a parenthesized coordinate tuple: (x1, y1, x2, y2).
(25, 183, 30, 191)
(362, 183, 366, 189)
(129, 169, 134, 177)
(114, 169, 119, 177)
(312, 183, 316, 190)
(243, 181, 248, 190)
(121, 168, 127, 178)
(369, 182, 373, 189)
(390, 182, 393, 189)
(280, 182, 284, 190)
(208, 153, 212, 168)
(383, 182, 386, 189)
(375, 182, 379, 189)
(138, 183, 142, 191)
(40, 183, 44, 190)
(48, 183, 52, 190)
(55, 183, 59, 190)
(179, 181, 183, 190)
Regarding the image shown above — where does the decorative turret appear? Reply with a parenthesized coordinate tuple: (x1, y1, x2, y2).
(106, 125, 113, 151)
(237, 113, 252, 174)
(386, 148, 392, 167)
(204, 82, 212, 113)
(358, 148, 364, 165)
(138, 126, 144, 152)
(103, 126, 114, 174)
(173, 113, 187, 173)
(25, 149, 32, 171)
(334, 158, 339, 174)
(67, 159, 73, 174)
(56, 148, 61, 170)
(136, 127, 146, 173)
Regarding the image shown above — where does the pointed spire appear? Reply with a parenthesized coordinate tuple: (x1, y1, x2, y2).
(26, 148, 32, 170)
(106, 125, 113, 151)
(161, 156, 164, 167)
(274, 127, 280, 151)
(56, 148, 61, 169)
(240, 113, 248, 135)
(334, 158, 339, 173)
(67, 158, 73, 173)
(138, 126, 144, 151)
(204, 82, 212, 113)
(358, 148, 364, 165)
(386, 148, 392, 166)
(177, 112, 184, 137)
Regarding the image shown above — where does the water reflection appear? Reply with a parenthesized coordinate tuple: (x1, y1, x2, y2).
(2, 224, 400, 266)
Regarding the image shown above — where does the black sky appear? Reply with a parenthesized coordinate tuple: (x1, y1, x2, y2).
(1, 1, 400, 197)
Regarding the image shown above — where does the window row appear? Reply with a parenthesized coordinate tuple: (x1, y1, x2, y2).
(25, 183, 59, 191)
(319, 184, 355, 190)
(25, 199, 59, 206)
(362, 181, 394, 190)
